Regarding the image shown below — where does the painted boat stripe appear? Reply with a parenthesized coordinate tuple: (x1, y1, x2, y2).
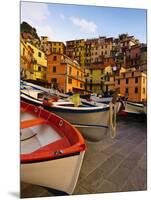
(127, 102, 144, 108)
(49, 106, 109, 113)
(73, 123, 109, 129)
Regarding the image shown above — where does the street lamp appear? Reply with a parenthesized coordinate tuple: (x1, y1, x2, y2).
(112, 66, 118, 95)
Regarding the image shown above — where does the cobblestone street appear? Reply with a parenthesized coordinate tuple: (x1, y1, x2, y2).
(21, 114, 147, 198)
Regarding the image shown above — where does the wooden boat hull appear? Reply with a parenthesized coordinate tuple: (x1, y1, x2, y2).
(20, 101, 86, 194)
(20, 87, 112, 141)
(124, 102, 145, 114)
(21, 151, 85, 194)
(45, 106, 110, 142)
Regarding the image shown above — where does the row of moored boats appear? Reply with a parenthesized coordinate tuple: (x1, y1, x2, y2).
(20, 80, 147, 194)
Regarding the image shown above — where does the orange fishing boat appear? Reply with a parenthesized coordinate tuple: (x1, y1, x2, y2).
(20, 101, 86, 194)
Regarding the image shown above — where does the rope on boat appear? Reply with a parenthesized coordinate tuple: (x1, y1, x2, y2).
(20, 132, 38, 141)
(109, 102, 117, 139)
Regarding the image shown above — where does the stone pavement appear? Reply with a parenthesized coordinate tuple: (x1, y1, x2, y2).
(21, 114, 147, 198)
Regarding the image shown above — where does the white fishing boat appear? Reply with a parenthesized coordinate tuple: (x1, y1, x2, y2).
(124, 101, 146, 114)
(90, 95, 112, 104)
(21, 81, 118, 141)
(21, 101, 86, 194)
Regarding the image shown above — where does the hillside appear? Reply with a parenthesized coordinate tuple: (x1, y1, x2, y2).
(21, 21, 40, 41)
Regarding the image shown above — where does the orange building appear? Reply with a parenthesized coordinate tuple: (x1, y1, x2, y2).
(115, 70, 147, 102)
(47, 53, 85, 93)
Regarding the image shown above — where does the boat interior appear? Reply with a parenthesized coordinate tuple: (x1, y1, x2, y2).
(21, 112, 71, 155)
(20, 102, 85, 162)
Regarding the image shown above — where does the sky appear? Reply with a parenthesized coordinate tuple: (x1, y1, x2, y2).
(21, 1, 147, 43)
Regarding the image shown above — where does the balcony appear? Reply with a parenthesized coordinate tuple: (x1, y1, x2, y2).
(104, 80, 115, 85)
(68, 74, 85, 82)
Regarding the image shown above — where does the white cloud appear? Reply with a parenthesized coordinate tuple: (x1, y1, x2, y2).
(60, 14, 65, 20)
(70, 16, 97, 33)
(21, 2, 55, 40)
(37, 25, 54, 40)
(21, 2, 50, 23)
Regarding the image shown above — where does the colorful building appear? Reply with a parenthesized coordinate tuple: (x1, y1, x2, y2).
(66, 39, 86, 67)
(111, 33, 139, 68)
(139, 44, 147, 71)
(85, 67, 104, 93)
(125, 44, 141, 69)
(27, 43, 47, 83)
(40, 36, 65, 55)
(47, 53, 85, 93)
(115, 70, 147, 102)
(20, 39, 34, 80)
(85, 37, 113, 67)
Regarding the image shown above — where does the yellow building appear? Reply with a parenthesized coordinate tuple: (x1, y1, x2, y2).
(50, 41, 65, 54)
(86, 65, 116, 94)
(20, 39, 34, 80)
(66, 39, 86, 67)
(40, 36, 65, 55)
(115, 70, 147, 102)
(47, 53, 85, 93)
(85, 67, 104, 93)
(27, 42, 47, 83)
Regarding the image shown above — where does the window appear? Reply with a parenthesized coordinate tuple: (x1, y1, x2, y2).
(125, 88, 129, 94)
(126, 78, 129, 84)
(38, 52, 41, 57)
(53, 48, 56, 53)
(52, 66, 56, 72)
(53, 56, 57, 61)
(117, 79, 120, 85)
(68, 78, 72, 84)
(51, 78, 57, 83)
(143, 78, 145, 84)
(135, 87, 138, 93)
(90, 79, 92, 90)
(38, 66, 41, 72)
(136, 53, 138, 57)
(143, 88, 145, 94)
(23, 48, 25, 55)
(135, 77, 138, 83)
(132, 72, 134, 77)
(105, 51, 107, 55)
(69, 67, 72, 75)
(77, 71, 79, 77)
(80, 83, 83, 88)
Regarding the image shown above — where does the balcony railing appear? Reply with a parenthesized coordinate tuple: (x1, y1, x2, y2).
(68, 74, 85, 82)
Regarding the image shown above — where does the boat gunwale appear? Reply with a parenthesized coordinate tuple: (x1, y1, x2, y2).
(21, 92, 110, 113)
(21, 101, 86, 163)
(127, 101, 144, 108)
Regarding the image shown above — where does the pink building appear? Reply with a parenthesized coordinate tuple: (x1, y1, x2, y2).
(125, 44, 141, 68)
